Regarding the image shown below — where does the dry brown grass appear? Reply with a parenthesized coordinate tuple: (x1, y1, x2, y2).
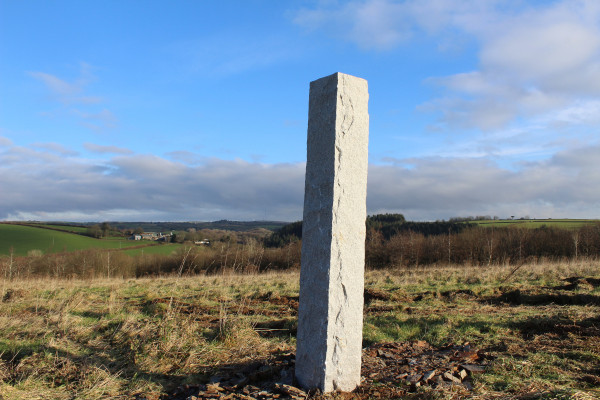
(0, 261, 598, 399)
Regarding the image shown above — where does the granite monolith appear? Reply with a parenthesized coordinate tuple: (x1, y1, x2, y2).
(295, 72, 369, 392)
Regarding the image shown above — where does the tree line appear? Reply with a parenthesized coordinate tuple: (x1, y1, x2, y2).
(365, 223, 600, 269)
(264, 214, 467, 246)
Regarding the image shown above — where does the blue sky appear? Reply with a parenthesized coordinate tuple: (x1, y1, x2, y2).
(1, 0, 599, 222)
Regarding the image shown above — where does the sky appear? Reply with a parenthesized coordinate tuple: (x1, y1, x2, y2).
(1, 0, 599, 222)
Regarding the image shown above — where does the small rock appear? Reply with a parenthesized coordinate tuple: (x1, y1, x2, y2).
(443, 372, 462, 383)
(423, 370, 436, 382)
(242, 385, 260, 395)
(206, 382, 223, 393)
(461, 364, 485, 373)
(458, 369, 468, 380)
(273, 383, 307, 398)
(377, 350, 394, 359)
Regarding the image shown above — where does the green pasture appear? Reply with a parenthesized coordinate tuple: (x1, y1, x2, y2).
(473, 219, 599, 229)
(0, 224, 143, 256)
(38, 224, 89, 233)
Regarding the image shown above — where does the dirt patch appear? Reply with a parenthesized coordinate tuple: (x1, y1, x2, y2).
(161, 341, 490, 399)
(364, 288, 391, 304)
(441, 289, 478, 301)
(2, 289, 25, 302)
(552, 276, 600, 291)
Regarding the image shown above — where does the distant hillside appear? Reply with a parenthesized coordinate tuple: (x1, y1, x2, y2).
(104, 220, 288, 233)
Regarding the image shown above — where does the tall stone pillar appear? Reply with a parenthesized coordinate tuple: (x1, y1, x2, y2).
(295, 72, 369, 392)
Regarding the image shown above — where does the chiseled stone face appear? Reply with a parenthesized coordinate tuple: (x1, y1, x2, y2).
(296, 72, 369, 393)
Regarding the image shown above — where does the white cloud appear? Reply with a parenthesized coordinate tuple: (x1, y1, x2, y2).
(481, 22, 600, 82)
(543, 100, 600, 125)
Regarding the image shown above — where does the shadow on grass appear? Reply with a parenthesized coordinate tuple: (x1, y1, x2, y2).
(507, 314, 600, 339)
(484, 289, 600, 306)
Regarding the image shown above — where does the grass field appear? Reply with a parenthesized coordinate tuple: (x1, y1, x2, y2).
(473, 219, 599, 229)
(0, 224, 145, 256)
(0, 260, 598, 399)
(38, 224, 90, 233)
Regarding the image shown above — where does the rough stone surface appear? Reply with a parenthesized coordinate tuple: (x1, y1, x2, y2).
(295, 72, 369, 393)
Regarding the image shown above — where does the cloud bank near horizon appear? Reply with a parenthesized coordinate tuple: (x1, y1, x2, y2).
(1, 140, 598, 222)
